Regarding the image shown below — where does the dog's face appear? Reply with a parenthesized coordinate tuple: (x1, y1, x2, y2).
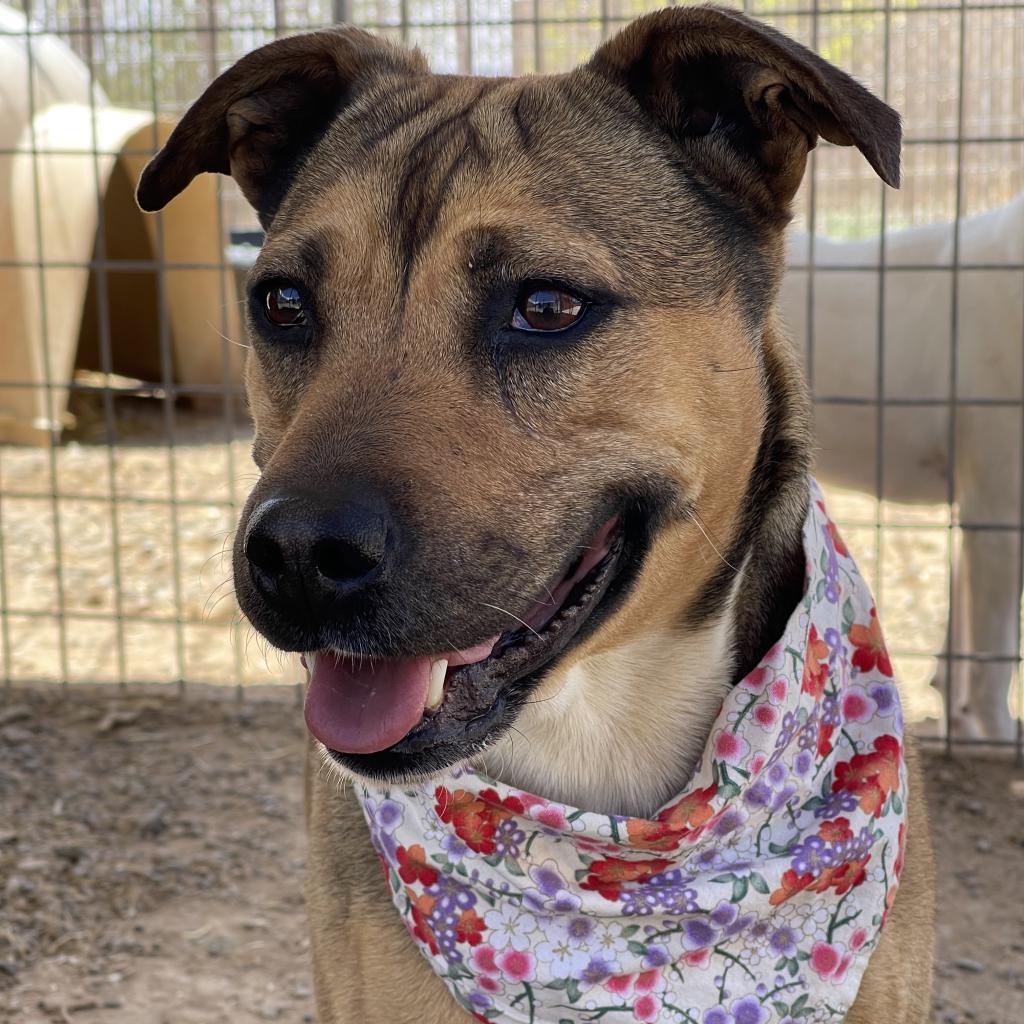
(139, 7, 899, 781)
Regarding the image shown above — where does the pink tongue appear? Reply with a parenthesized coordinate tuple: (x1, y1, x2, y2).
(304, 652, 432, 754)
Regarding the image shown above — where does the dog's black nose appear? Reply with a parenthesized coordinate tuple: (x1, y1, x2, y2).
(243, 493, 392, 613)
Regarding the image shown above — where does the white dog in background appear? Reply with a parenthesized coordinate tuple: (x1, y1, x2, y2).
(780, 193, 1024, 740)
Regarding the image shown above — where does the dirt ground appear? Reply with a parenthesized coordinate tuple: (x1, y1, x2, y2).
(1, 688, 1022, 1024)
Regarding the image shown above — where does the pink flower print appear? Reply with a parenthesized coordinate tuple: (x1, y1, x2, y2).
(752, 703, 779, 731)
(841, 685, 877, 723)
(633, 994, 659, 1022)
(681, 947, 711, 968)
(714, 730, 750, 765)
(741, 666, 770, 692)
(533, 804, 568, 830)
(496, 948, 535, 983)
(470, 945, 498, 975)
(850, 928, 869, 950)
(604, 973, 635, 996)
(809, 941, 853, 984)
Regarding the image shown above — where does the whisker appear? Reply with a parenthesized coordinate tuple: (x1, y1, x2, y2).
(476, 602, 541, 639)
(691, 509, 740, 574)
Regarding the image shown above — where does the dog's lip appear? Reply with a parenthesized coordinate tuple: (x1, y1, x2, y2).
(306, 513, 624, 759)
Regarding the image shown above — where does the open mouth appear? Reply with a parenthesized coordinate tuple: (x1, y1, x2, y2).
(304, 510, 645, 779)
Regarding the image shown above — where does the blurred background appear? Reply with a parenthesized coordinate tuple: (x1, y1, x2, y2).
(0, 3, 1022, 1021)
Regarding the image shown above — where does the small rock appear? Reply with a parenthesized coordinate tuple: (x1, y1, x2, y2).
(54, 844, 85, 864)
(68, 1000, 98, 1014)
(95, 708, 141, 734)
(954, 957, 985, 973)
(102, 1000, 124, 1010)
(5, 876, 35, 897)
(0, 830, 18, 847)
(974, 838, 992, 854)
(0, 705, 31, 726)
(963, 798, 985, 816)
(259, 1005, 282, 1021)
(1, 725, 33, 745)
(0, 961, 17, 978)
(139, 806, 167, 838)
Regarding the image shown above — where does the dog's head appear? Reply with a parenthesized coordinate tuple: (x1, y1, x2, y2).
(139, 7, 899, 781)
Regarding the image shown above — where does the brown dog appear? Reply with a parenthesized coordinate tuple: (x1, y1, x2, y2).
(139, 6, 935, 1021)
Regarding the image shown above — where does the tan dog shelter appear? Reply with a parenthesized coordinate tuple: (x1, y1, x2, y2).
(0, 4, 243, 445)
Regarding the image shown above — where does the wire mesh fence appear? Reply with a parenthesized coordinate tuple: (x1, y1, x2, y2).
(0, 0, 1021, 756)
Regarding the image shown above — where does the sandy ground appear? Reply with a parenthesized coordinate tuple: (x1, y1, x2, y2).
(0, 687, 1022, 1024)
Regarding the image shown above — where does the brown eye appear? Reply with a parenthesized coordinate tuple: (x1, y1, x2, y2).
(512, 285, 586, 333)
(264, 282, 306, 327)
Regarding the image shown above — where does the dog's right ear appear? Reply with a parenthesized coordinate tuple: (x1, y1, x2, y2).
(136, 27, 427, 224)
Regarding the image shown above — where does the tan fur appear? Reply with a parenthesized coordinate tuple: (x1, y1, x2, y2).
(140, 7, 935, 1020)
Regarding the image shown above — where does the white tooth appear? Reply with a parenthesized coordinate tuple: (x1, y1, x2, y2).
(305, 651, 317, 675)
(426, 658, 448, 711)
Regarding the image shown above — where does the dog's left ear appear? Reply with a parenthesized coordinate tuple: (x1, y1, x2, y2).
(587, 4, 900, 213)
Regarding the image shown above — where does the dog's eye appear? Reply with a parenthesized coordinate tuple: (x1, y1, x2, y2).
(512, 285, 586, 333)
(264, 282, 306, 327)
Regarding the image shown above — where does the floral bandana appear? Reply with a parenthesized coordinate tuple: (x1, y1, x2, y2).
(355, 479, 908, 1024)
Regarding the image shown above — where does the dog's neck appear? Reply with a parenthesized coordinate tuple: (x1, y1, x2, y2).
(478, 320, 811, 818)
(477, 589, 743, 818)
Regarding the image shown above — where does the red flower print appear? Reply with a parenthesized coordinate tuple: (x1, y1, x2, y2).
(769, 868, 814, 906)
(893, 822, 907, 880)
(396, 844, 440, 887)
(479, 787, 523, 817)
(753, 703, 779, 730)
(452, 809, 498, 854)
(455, 908, 486, 947)
(581, 856, 674, 900)
(625, 783, 717, 852)
(833, 734, 902, 817)
(801, 625, 830, 698)
(816, 856, 869, 897)
(818, 817, 854, 843)
(849, 608, 893, 677)
(826, 520, 850, 558)
(817, 721, 835, 757)
(408, 900, 439, 956)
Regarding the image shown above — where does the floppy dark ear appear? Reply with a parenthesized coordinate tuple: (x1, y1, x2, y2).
(136, 26, 427, 223)
(588, 4, 900, 213)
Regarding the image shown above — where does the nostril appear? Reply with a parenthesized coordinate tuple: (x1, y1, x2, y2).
(313, 537, 380, 583)
(246, 532, 285, 576)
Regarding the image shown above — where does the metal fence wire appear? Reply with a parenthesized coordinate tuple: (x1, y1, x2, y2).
(0, 0, 1021, 757)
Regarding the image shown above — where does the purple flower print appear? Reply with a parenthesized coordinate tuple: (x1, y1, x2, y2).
(704, 1008, 730, 1024)
(427, 873, 476, 912)
(581, 956, 615, 985)
(821, 696, 841, 728)
(869, 681, 898, 715)
(362, 797, 402, 865)
(530, 861, 564, 896)
(824, 627, 843, 654)
(440, 833, 469, 863)
(814, 788, 859, 819)
(793, 749, 814, 777)
(684, 918, 717, 949)
(566, 917, 594, 944)
(769, 783, 798, 815)
(744, 779, 773, 809)
(493, 818, 526, 859)
(642, 943, 671, 969)
(790, 835, 837, 876)
(713, 807, 747, 837)
(731, 995, 770, 1024)
(769, 926, 799, 958)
